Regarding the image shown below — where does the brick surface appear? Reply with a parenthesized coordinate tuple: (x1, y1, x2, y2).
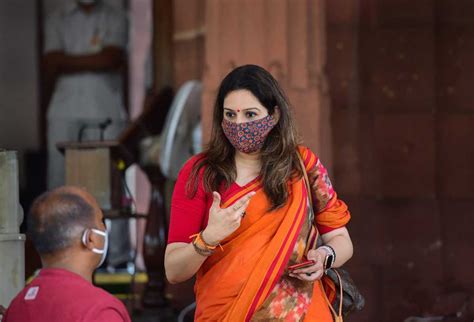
(331, 110, 362, 196)
(378, 200, 443, 320)
(370, 0, 434, 28)
(438, 115, 474, 198)
(174, 1, 474, 320)
(327, 28, 359, 111)
(360, 28, 435, 113)
(358, 114, 379, 197)
(373, 114, 435, 198)
(331, 198, 386, 321)
(437, 30, 474, 112)
(173, 0, 203, 32)
(174, 39, 204, 88)
(334, 198, 444, 320)
(440, 200, 474, 288)
(437, 0, 474, 26)
(287, 0, 309, 89)
(327, 0, 359, 26)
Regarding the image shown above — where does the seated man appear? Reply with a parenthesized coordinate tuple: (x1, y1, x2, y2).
(2, 186, 131, 322)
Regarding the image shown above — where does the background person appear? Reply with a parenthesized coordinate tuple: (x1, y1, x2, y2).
(43, 0, 130, 269)
(2, 186, 131, 322)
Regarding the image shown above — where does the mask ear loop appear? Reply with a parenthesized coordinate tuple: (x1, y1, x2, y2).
(81, 229, 90, 247)
(89, 229, 107, 254)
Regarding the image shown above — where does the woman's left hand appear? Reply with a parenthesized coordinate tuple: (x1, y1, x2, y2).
(289, 248, 326, 282)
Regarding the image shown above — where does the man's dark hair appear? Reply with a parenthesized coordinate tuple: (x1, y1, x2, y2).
(28, 188, 95, 255)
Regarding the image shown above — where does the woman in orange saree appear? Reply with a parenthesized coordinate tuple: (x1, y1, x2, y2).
(165, 65, 353, 321)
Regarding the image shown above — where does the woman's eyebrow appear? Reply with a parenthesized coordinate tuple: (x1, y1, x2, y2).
(224, 107, 260, 111)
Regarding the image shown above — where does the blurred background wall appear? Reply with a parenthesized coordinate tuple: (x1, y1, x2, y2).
(0, 0, 472, 321)
(0, 1, 40, 187)
(327, 1, 474, 320)
(172, 1, 474, 320)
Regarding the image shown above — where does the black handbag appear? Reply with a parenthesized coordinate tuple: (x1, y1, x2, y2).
(297, 153, 365, 321)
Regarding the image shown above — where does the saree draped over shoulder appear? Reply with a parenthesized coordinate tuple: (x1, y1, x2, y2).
(189, 146, 351, 321)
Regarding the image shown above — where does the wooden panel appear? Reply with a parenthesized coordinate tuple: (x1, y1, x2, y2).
(65, 148, 111, 209)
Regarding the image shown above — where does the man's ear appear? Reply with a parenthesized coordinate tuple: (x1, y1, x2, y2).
(81, 229, 94, 251)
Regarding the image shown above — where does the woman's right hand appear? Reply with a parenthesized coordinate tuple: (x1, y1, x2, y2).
(202, 191, 256, 245)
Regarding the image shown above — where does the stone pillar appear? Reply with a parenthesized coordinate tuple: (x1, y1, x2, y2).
(0, 150, 25, 308)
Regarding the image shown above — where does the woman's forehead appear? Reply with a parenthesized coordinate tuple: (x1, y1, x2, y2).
(223, 89, 265, 109)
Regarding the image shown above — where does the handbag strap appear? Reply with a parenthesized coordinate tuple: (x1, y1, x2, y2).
(320, 270, 344, 321)
(296, 151, 344, 322)
(296, 151, 313, 206)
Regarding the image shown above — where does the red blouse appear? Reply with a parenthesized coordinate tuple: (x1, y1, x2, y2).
(167, 148, 349, 244)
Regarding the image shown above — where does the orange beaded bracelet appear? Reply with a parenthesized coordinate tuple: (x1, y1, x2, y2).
(190, 231, 223, 256)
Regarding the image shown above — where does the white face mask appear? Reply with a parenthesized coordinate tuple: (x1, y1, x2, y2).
(82, 228, 108, 268)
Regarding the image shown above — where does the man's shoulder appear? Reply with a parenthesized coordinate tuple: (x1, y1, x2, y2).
(81, 285, 130, 321)
(31, 270, 119, 304)
(4, 280, 128, 322)
(89, 284, 124, 306)
(63, 278, 123, 308)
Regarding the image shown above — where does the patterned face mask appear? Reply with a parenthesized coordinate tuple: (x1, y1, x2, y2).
(221, 114, 277, 154)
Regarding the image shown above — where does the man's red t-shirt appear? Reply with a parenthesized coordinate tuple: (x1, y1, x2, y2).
(3, 268, 131, 322)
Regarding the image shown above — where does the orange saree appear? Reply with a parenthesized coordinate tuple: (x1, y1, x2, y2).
(193, 147, 350, 321)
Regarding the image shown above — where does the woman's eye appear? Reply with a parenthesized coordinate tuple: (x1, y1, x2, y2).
(225, 111, 236, 118)
(246, 111, 257, 118)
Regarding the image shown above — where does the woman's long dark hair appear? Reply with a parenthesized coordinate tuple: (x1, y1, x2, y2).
(187, 64, 302, 211)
